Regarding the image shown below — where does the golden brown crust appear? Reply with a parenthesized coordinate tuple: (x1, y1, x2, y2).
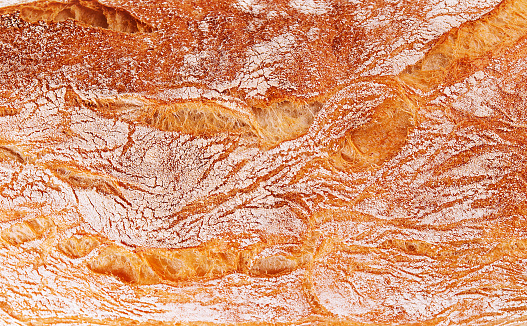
(1, 0, 527, 325)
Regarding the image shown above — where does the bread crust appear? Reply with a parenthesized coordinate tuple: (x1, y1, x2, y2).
(0, 0, 527, 325)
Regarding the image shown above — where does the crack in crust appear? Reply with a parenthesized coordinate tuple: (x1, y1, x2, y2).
(79, 94, 326, 145)
(0, 0, 154, 33)
(1, 217, 53, 246)
(401, 0, 527, 90)
(58, 235, 100, 258)
(317, 78, 418, 171)
(85, 237, 319, 285)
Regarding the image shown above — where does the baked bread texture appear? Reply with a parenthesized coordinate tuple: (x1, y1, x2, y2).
(0, 0, 527, 325)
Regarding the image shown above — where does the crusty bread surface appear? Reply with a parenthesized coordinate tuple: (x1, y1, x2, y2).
(0, 0, 527, 325)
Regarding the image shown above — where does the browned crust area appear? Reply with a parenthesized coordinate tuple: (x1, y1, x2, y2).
(1, 0, 527, 325)
(0, 0, 154, 33)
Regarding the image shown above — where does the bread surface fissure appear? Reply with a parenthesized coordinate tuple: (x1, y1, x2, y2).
(0, 0, 154, 33)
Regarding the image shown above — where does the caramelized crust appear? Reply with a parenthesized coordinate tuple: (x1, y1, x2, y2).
(0, 0, 527, 325)
(0, 0, 154, 33)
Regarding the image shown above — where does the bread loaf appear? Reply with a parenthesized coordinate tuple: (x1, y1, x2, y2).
(0, 0, 527, 325)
